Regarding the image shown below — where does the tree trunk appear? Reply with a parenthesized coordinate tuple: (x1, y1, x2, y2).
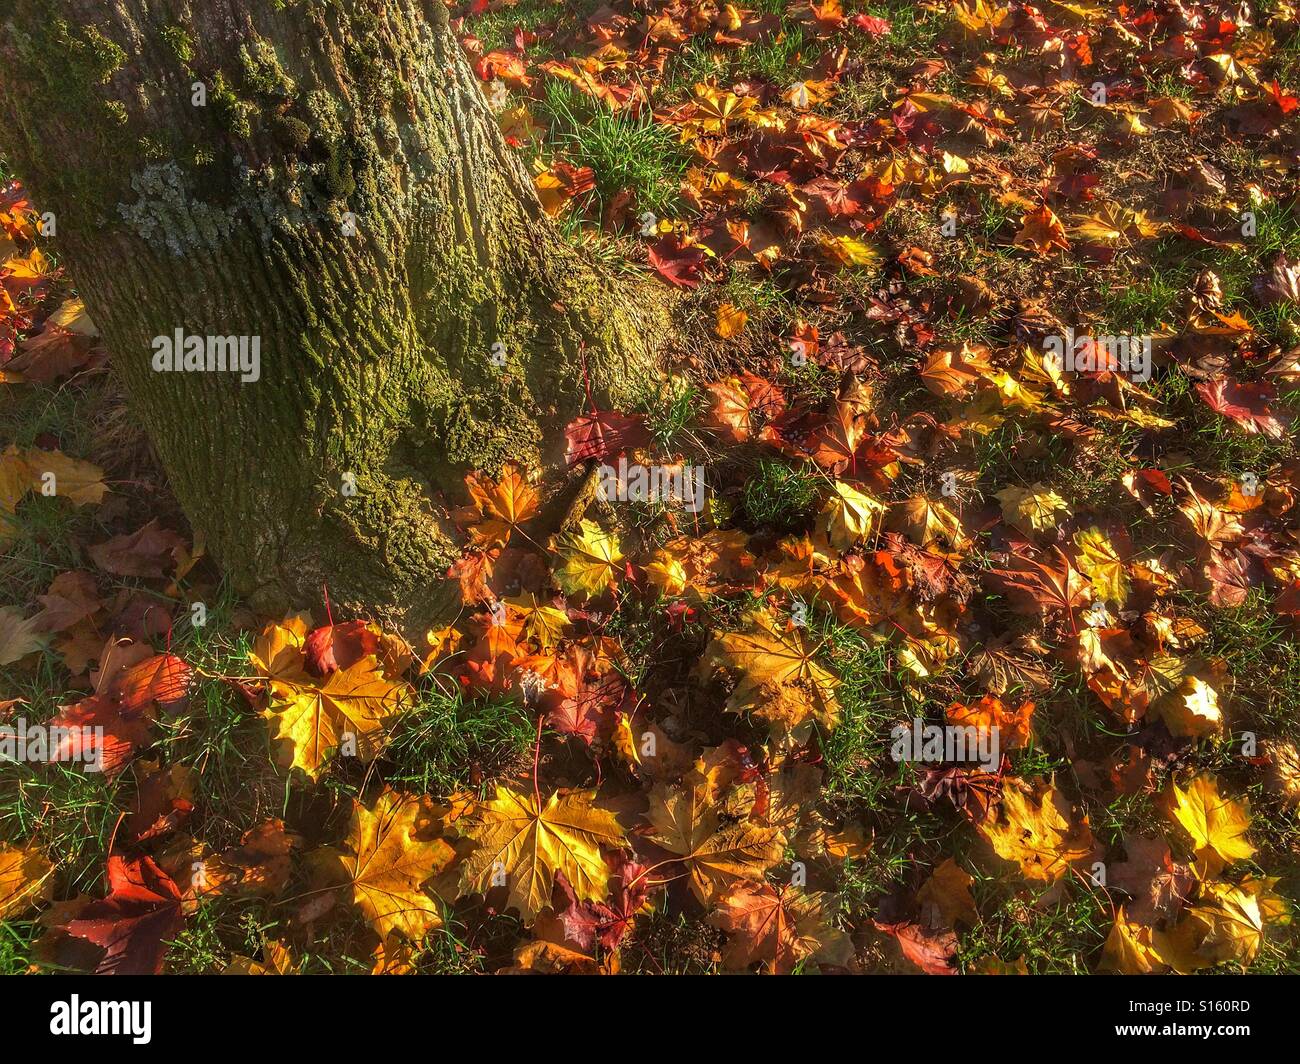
(0, 0, 666, 631)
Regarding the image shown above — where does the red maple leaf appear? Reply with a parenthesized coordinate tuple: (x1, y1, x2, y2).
(545, 670, 630, 745)
(110, 653, 192, 713)
(872, 918, 958, 975)
(1196, 378, 1292, 439)
(563, 409, 650, 465)
(304, 620, 379, 676)
(647, 237, 706, 289)
(852, 14, 892, 36)
(46, 696, 155, 777)
(64, 855, 185, 975)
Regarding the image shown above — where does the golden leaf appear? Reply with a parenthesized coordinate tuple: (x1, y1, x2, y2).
(996, 483, 1069, 533)
(715, 302, 749, 338)
(978, 779, 1093, 881)
(1072, 527, 1129, 605)
(1099, 908, 1166, 973)
(820, 234, 883, 269)
(24, 449, 107, 507)
(329, 790, 455, 940)
(1153, 676, 1223, 739)
(895, 495, 966, 550)
(704, 610, 839, 732)
(1185, 879, 1283, 969)
(248, 614, 313, 683)
(466, 463, 540, 548)
(457, 786, 626, 921)
(0, 842, 53, 919)
(647, 779, 783, 904)
(264, 660, 412, 779)
(550, 519, 623, 597)
(1013, 204, 1069, 255)
(1162, 774, 1255, 877)
(822, 481, 887, 548)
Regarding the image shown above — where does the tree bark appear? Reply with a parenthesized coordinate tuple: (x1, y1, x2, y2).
(0, 0, 666, 631)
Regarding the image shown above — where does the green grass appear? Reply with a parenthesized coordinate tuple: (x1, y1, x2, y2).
(461, 0, 599, 56)
(1100, 200, 1300, 337)
(540, 82, 689, 217)
(166, 899, 276, 975)
(816, 620, 901, 808)
(740, 457, 821, 532)
(0, 918, 37, 974)
(164, 604, 288, 851)
(957, 883, 1110, 974)
(0, 759, 123, 895)
(741, 25, 820, 85)
(638, 375, 706, 453)
(411, 904, 524, 974)
(382, 685, 534, 799)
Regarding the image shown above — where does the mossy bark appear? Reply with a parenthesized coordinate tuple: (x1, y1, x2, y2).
(0, 0, 666, 631)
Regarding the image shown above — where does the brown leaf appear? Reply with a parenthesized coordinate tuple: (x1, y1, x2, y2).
(88, 520, 186, 578)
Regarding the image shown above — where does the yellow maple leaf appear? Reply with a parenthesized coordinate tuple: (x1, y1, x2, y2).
(223, 940, 296, 975)
(645, 551, 690, 597)
(457, 786, 627, 921)
(499, 104, 544, 145)
(504, 593, 569, 649)
(1099, 908, 1167, 973)
(1154, 676, 1223, 739)
(951, 0, 1010, 36)
(1072, 527, 1129, 605)
(647, 778, 784, 904)
(2, 247, 52, 284)
(894, 495, 967, 550)
(248, 613, 313, 683)
(822, 481, 887, 548)
(996, 482, 1069, 533)
(704, 610, 839, 732)
(715, 302, 748, 339)
(534, 167, 582, 217)
(689, 83, 754, 134)
(1162, 774, 1255, 877)
(0, 445, 29, 513)
(326, 790, 456, 940)
(264, 660, 412, 779)
(466, 463, 540, 547)
(820, 233, 883, 270)
(24, 448, 107, 507)
(978, 779, 1093, 881)
(550, 519, 623, 597)
(1185, 878, 1286, 969)
(0, 842, 54, 919)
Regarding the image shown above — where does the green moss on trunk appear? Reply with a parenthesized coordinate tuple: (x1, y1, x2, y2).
(0, 0, 668, 633)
